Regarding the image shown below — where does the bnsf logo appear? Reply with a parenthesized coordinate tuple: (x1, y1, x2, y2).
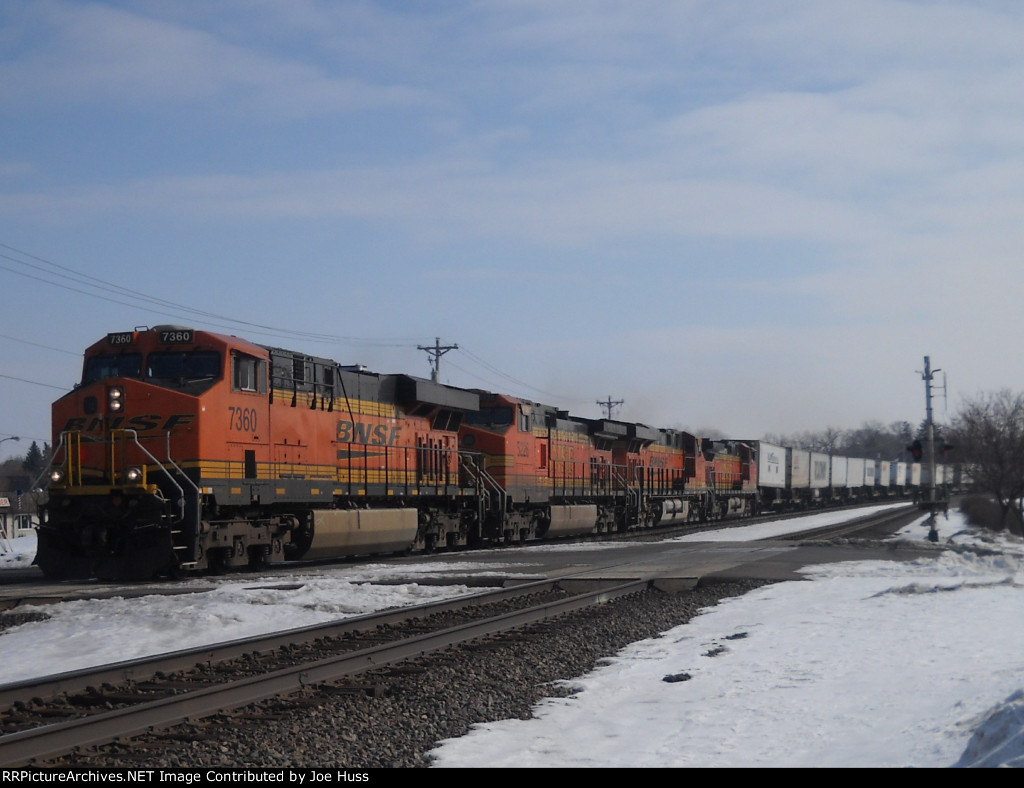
(337, 420, 401, 446)
(60, 414, 196, 433)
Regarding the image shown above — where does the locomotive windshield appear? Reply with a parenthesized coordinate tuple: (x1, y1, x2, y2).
(82, 351, 222, 389)
(147, 351, 221, 382)
(83, 354, 143, 384)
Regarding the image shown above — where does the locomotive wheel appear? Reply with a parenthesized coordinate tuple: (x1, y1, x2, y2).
(248, 545, 271, 571)
(208, 547, 233, 575)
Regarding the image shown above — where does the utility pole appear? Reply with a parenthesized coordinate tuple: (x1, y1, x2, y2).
(418, 337, 458, 383)
(596, 396, 623, 420)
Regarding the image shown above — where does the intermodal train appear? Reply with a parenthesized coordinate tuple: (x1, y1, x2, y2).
(34, 327, 951, 580)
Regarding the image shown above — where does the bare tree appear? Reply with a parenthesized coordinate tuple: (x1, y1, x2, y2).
(769, 426, 846, 454)
(950, 389, 1024, 536)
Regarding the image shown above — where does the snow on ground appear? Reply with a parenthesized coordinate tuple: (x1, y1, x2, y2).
(3, 506, 1024, 767)
(0, 536, 35, 570)
(431, 510, 1024, 768)
(0, 550, 489, 684)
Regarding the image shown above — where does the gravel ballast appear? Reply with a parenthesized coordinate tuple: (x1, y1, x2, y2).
(47, 579, 768, 769)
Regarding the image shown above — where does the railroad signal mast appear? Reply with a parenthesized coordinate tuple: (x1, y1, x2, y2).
(918, 355, 944, 542)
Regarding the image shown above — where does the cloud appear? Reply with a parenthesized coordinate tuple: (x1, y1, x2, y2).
(6, 0, 1024, 444)
(0, 0, 438, 115)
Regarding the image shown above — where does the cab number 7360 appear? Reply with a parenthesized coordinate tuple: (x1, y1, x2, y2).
(228, 406, 258, 432)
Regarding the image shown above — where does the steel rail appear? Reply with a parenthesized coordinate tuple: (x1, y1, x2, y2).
(3, 499, 896, 709)
(0, 579, 647, 766)
(0, 577, 580, 712)
(771, 504, 923, 541)
(0, 500, 923, 600)
(0, 503, 924, 711)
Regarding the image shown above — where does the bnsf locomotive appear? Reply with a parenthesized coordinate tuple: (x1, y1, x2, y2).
(36, 327, 946, 581)
(35, 326, 761, 580)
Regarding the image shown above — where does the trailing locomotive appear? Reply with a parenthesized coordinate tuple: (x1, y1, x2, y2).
(35, 327, 943, 581)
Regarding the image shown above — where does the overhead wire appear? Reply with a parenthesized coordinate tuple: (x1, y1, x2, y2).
(0, 241, 569, 403)
(456, 346, 576, 402)
(0, 243, 418, 347)
(0, 333, 80, 357)
(0, 373, 66, 391)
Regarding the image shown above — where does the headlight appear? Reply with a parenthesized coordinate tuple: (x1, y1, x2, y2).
(108, 386, 124, 412)
(125, 467, 143, 483)
(50, 468, 65, 484)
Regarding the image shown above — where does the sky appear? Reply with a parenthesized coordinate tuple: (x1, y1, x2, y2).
(2, 506, 1024, 767)
(4, 0, 1024, 457)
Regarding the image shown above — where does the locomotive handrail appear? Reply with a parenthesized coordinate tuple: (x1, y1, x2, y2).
(459, 452, 502, 502)
(161, 431, 194, 492)
(30, 431, 68, 504)
(161, 430, 202, 540)
(613, 468, 638, 505)
(112, 430, 189, 523)
(458, 451, 506, 533)
(32, 430, 103, 494)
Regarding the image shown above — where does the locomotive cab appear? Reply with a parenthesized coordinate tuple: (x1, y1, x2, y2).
(38, 326, 250, 579)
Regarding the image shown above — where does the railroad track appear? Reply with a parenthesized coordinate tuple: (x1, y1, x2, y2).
(773, 503, 925, 541)
(0, 502, 925, 766)
(0, 500, 922, 607)
(0, 577, 647, 766)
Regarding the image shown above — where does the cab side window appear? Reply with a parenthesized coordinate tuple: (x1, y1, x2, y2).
(233, 353, 267, 394)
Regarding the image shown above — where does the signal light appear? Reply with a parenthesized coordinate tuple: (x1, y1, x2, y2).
(907, 440, 923, 461)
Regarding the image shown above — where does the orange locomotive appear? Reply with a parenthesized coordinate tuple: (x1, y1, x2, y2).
(37, 327, 758, 580)
(458, 391, 759, 542)
(38, 327, 480, 580)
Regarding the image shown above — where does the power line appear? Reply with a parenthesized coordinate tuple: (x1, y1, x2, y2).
(0, 242, 420, 348)
(0, 242, 589, 410)
(0, 332, 80, 356)
(457, 346, 575, 402)
(0, 373, 66, 391)
(0, 432, 51, 446)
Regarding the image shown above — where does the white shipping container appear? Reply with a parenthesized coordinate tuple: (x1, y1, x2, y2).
(847, 458, 865, 489)
(922, 465, 946, 486)
(891, 462, 907, 487)
(878, 460, 890, 488)
(790, 450, 811, 489)
(831, 456, 848, 487)
(810, 452, 830, 489)
(758, 442, 787, 489)
(865, 459, 876, 487)
(909, 463, 922, 486)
